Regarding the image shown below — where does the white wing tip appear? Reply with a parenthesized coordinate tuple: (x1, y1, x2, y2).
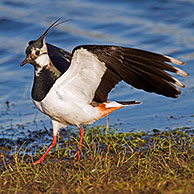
(165, 55, 185, 65)
(176, 68, 189, 77)
(173, 77, 185, 88)
(164, 55, 189, 77)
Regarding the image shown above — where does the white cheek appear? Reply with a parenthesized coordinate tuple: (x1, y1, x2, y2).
(35, 54, 49, 67)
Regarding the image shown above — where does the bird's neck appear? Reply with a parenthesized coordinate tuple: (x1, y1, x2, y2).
(32, 67, 59, 101)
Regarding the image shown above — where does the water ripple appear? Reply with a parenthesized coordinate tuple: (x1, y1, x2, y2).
(0, 0, 193, 149)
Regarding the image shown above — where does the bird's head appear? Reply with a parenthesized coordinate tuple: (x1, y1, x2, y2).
(20, 17, 71, 70)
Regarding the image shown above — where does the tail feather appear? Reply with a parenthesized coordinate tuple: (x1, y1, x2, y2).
(96, 101, 140, 120)
(105, 101, 141, 108)
(116, 101, 141, 106)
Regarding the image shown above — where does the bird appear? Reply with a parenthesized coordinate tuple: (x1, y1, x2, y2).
(20, 18, 189, 164)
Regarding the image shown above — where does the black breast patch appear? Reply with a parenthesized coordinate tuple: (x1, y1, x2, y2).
(32, 68, 57, 101)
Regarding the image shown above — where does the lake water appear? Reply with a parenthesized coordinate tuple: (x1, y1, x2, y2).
(0, 0, 194, 149)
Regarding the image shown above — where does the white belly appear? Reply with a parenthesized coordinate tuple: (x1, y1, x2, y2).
(33, 91, 99, 126)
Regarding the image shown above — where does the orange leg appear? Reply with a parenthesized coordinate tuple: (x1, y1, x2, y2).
(33, 135, 57, 165)
(76, 125, 84, 159)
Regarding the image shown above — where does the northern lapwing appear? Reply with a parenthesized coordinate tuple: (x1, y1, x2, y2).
(20, 18, 189, 164)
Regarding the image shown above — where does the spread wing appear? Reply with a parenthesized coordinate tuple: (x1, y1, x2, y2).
(54, 46, 108, 103)
(54, 45, 188, 103)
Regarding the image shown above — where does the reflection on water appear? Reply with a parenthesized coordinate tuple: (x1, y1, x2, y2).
(0, 0, 194, 149)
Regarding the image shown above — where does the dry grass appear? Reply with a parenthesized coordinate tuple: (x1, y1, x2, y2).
(0, 126, 194, 194)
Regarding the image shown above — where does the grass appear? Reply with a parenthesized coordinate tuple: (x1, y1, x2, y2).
(0, 125, 194, 194)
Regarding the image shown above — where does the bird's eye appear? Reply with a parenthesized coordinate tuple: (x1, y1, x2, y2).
(35, 50, 40, 55)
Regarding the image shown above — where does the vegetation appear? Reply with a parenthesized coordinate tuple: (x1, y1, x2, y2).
(0, 126, 194, 194)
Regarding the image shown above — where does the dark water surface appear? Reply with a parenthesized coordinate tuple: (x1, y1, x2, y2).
(0, 0, 194, 149)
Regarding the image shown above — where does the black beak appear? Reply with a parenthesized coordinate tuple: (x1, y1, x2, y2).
(20, 56, 31, 66)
